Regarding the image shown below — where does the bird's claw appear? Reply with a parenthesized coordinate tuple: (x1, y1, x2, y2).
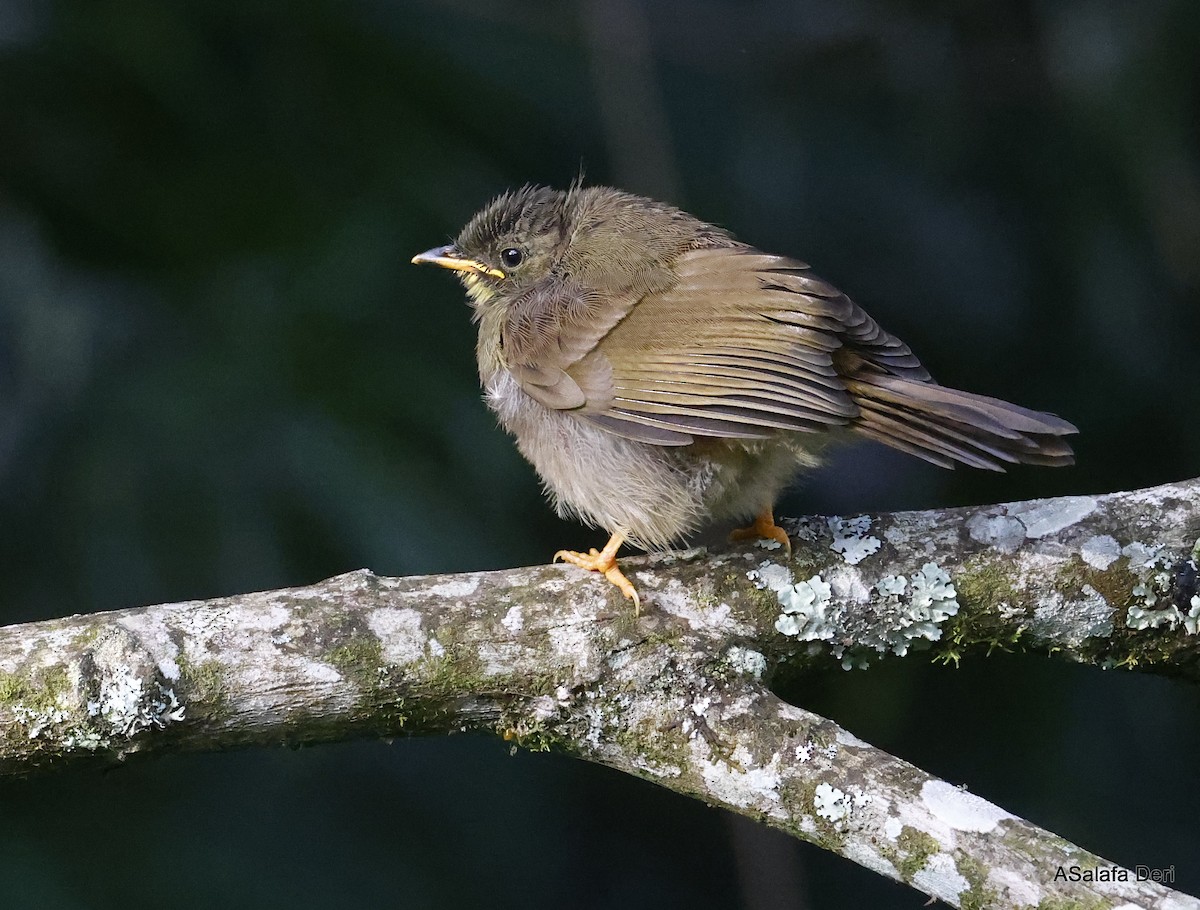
(554, 548, 641, 614)
(729, 510, 792, 554)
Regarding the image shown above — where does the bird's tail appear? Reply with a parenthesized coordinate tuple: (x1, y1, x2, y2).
(844, 373, 1077, 471)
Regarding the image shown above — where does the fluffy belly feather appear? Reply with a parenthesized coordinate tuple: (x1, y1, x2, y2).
(484, 370, 827, 549)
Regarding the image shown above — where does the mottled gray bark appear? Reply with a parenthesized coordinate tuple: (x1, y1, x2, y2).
(1, 478, 1198, 908)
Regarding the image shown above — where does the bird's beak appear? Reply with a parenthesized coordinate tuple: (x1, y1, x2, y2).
(410, 245, 505, 279)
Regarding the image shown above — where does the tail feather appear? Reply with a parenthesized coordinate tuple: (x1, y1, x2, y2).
(857, 399, 1023, 469)
(845, 373, 1077, 471)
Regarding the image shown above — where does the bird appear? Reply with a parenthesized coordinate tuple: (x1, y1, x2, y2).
(412, 184, 1077, 612)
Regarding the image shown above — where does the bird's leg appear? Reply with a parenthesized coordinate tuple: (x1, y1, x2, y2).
(729, 508, 792, 553)
(554, 532, 641, 614)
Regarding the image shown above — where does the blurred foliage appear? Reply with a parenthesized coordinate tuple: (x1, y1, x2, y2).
(0, 0, 1197, 907)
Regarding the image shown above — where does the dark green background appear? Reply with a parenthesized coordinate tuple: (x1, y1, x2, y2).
(1, 1, 1198, 907)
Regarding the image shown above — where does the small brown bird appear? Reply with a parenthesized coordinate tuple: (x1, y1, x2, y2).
(413, 185, 1076, 610)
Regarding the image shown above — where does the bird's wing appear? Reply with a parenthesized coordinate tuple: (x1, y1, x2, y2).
(571, 246, 926, 445)
(500, 245, 1075, 467)
(499, 274, 643, 412)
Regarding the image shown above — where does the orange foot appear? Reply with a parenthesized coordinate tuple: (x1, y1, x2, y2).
(729, 508, 792, 554)
(554, 532, 641, 614)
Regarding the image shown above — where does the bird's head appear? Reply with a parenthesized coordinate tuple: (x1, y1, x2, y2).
(411, 185, 570, 307)
(412, 183, 732, 307)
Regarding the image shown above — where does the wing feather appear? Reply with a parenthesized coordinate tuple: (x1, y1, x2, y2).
(576, 247, 877, 440)
(499, 242, 1075, 468)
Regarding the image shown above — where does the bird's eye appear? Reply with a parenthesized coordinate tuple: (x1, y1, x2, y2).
(500, 248, 524, 269)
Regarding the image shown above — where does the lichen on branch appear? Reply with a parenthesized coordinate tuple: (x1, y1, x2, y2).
(0, 478, 1197, 908)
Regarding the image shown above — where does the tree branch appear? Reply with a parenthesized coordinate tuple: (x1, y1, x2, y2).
(1, 479, 1198, 907)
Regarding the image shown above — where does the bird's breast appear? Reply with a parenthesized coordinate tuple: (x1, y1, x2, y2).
(481, 369, 706, 548)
